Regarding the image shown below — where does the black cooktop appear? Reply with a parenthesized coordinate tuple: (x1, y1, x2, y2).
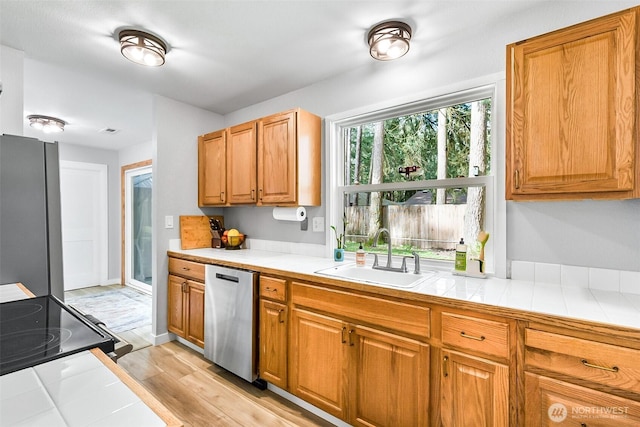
(0, 295, 115, 375)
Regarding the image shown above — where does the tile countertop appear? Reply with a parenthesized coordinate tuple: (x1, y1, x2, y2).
(169, 248, 640, 332)
(0, 350, 175, 427)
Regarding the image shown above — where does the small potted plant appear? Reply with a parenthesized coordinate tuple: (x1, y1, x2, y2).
(331, 214, 347, 262)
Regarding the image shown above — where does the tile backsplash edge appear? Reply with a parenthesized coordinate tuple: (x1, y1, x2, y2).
(510, 260, 640, 295)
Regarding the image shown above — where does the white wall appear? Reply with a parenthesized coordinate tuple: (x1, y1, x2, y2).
(0, 45, 24, 136)
(219, 0, 640, 273)
(153, 95, 223, 339)
(119, 141, 152, 167)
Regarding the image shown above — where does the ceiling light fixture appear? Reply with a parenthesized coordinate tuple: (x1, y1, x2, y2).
(367, 20, 412, 61)
(119, 29, 166, 67)
(27, 115, 66, 133)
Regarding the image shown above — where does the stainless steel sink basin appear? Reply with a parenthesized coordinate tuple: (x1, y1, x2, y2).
(315, 264, 436, 288)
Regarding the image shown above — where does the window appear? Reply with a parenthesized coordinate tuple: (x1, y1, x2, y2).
(329, 85, 495, 269)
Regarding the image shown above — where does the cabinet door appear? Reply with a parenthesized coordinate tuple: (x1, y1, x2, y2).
(506, 9, 638, 200)
(441, 349, 509, 427)
(198, 130, 227, 206)
(186, 281, 205, 348)
(258, 110, 297, 205)
(259, 300, 287, 388)
(167, 274, 186, 337)
(525, 373, 640, 426)
(227, 121, 257, 204)
(351, 325, 429, 427)
(290, 308, 348, 420)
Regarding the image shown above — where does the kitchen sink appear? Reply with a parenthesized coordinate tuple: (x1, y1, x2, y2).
(314, 263, 436, 288)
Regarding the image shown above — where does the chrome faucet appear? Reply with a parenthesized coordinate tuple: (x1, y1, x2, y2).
(371, 228, 407, 273)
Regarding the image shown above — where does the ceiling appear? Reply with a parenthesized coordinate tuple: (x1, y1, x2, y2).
(0, 1, 565, 150)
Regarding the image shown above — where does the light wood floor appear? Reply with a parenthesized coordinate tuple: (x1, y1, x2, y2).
(118, 341, 333, 427)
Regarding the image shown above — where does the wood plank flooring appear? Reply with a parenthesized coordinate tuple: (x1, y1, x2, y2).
(118, 341, 333, 427)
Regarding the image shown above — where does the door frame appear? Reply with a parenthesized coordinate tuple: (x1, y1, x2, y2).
(121, 160, 152, 289)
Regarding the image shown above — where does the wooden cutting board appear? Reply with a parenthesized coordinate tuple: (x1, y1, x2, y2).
(179, 215, 224, 249)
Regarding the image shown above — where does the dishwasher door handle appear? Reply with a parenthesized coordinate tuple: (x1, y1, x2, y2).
(215, 273, 240, 283)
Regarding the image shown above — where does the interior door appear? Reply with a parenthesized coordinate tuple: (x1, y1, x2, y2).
(60, 160, 108, 290)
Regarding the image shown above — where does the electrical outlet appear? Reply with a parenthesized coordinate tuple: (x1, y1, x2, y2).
(312, 217, 324, 232)
(165, 215, 174, 229)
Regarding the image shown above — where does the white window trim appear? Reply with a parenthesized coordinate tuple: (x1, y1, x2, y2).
(325, 73, 507, 277)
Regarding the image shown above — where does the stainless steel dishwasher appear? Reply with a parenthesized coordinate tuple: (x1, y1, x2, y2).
(204, 264, 258, 383)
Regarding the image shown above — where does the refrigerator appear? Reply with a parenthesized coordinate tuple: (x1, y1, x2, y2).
(0, 134, 64, 299)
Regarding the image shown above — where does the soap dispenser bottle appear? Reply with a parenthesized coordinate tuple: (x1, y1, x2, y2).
(455, 238, 467, 272)
(356, 243, 366, 267)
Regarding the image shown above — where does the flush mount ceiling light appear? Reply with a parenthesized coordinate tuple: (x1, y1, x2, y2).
(119, 29, 166, 66)
(27, 115, 66, 133)
(367, 20, 412, 61)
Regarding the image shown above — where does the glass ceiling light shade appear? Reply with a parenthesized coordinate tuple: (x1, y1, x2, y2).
(368, 21, 412, 61)
(119, 29, 166, 67)
(27, 115, 66, 133)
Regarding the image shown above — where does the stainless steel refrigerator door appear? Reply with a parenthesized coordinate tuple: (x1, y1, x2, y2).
(204, 265, 257, 383)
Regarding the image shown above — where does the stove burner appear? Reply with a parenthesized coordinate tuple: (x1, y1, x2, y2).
(0, 303, 43, 323)
(0, 328, 72, 364)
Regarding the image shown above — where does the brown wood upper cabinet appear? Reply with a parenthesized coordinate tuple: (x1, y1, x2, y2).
(257, 109, 321, 206)
(198, 130, 227, 206)
(506, 7, 640, 200)
(198, 108, 321, 206)
(227, 121, 258, 204)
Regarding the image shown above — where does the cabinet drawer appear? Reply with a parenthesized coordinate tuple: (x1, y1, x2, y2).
(168, 257, 205, 282)
(291, 281, 430, 339)
(525, 329, 640, 395)
(260, 276, 287, 301)
(525, 373, 640, 426)
(442, 312, 509, 359)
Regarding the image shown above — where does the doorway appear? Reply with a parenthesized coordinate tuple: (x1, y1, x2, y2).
(60, 161, 109, 291)
(122, 161, 152, 294)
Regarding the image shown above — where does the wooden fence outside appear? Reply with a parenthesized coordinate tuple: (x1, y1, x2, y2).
(345, 204, 466, 250)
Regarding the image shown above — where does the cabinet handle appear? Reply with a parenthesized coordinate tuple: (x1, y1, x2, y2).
(181, 267, 190, 271)
(514, 169, 520, 189)
(181, 281, 188, 293)
(460, 331, 485, 341)
(277, 309, 285, 324)
(348, 329, 355, 346)
(220, 191, 225, 202)
(581, 359, 619, 373)
(341, 327, 347, 344)
(251, 189, 256, 200)
(443, 355, 449, 377)
(264, 287, 277, 293)
(259, 189, 263, 201)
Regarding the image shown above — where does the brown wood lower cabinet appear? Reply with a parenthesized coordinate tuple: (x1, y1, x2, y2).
(440, 349, 509, 426)
(167, 274, 205, 348)
(525, 373, 640, 426)
(289, 307, 429, 426)
(351, 325, 429, 427)
(259, 299, 288, 388)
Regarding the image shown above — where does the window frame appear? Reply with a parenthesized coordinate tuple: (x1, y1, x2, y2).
(326, 82, 502, 275)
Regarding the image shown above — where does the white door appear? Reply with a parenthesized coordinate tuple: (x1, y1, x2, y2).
(60, 161, 108, 290)
(124, 165, 152, 293)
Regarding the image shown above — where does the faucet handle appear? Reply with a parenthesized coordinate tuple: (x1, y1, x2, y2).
(412, 251, 421, 274)
(370, 253, 379, 267)
(400, 257, 409, 273)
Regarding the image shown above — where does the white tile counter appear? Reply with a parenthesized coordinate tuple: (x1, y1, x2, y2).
(170, 247, 640, 331)
(0, 350, 176, 427)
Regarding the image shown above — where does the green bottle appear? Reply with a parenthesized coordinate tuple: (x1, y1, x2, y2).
(455, 238, 467, 272)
